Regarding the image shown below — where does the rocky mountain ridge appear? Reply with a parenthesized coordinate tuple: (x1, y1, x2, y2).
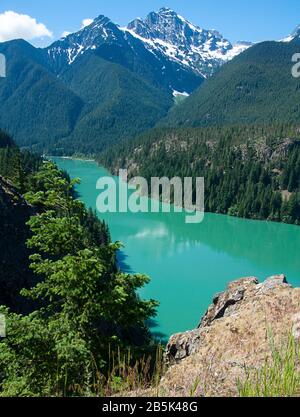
(45, 7, 251, 90)
(125, 7, 251, 78)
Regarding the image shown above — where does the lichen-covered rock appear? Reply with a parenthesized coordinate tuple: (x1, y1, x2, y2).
(199, 277, 259, 328)
(257, 274, 290, 292)
(160, 275, 300, 397)
(165, 277, 259, 364)
(165, 329, 205, 364)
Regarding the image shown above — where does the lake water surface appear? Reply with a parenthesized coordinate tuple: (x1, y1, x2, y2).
(53, 157, 300, 341)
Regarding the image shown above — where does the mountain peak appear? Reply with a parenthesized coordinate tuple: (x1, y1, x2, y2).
(46, 14, 122, 68)
(91, 14, 111, 27)
(127, 8, 247, 77)
(281, 24, 300, 42)
(46, 8, 250, 82)
(291, 24, 300, 38)
(158, 7, 174, 13)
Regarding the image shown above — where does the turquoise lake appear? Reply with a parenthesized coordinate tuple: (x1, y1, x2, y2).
(53, 157, 300, 341)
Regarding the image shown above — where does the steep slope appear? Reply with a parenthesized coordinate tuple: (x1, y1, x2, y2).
(0, 40, 83, 151)
(126, 7, 250, 79)
(45, 13, 203, 94)
(0, 175, 35, 312)
(162, 40, 300, 127)
(54, 53, 172, 153)
(99, 124, 300, 224)
(0, 132, 41, 313)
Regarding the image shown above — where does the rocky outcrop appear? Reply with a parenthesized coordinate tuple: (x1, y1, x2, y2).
(199, 277, 260, 328)
(158, 275, 300, 397)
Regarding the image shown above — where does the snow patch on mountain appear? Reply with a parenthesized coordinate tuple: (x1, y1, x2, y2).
(173, 90, 189, 97)
(46, 15, 120, 66)
(280, 25, 300, 42)
(225, 42, 253, 60)
(126, 7, 251, 77)
(45, 8, 252, 86)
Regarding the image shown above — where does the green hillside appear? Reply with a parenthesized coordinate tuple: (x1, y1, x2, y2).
(162, 40, 300, 127)
(0, 130, 158, 396)
(56, 53, 172, 154)
(0, 41, 172, 155)
(0, 40, 83, 151)
(99, 124, 300, 225)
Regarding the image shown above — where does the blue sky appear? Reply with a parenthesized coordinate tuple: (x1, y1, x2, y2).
(0, 0, 300, 46)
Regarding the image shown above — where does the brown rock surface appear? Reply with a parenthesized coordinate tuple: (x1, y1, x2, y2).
(158, 275, 300, 397)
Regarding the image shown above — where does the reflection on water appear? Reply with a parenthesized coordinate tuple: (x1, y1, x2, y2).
(52, 157, 300, 340)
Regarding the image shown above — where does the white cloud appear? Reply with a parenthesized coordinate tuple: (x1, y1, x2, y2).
(81, 18, 94, 29)
(61, 31, 71, 39)
(60, 19, 93, 40)
(0, 10, 53, 42)
(134, 227, 168, 239)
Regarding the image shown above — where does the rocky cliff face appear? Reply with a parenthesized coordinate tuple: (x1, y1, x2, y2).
(159, 275, 300, 397)
(45, 8, 251, 92)
(45, 12, 204, 94)
(127, 7, 248, 78)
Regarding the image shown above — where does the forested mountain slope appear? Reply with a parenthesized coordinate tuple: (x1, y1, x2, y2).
(0, 129, 158, 396)
(0, 39, 172, 154)
(55, 53, 172, 154)
(0, 7, 253, 155)
(162, 40, 300, 127)
(0, 40, 83, 151)
(99, 124, 300, 224)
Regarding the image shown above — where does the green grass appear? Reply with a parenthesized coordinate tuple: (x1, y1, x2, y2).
(68, 344, 165, 397)
(238, 335, 300, 397)
(105, 345, 165, 396)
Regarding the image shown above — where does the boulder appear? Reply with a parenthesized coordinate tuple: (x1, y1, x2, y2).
(161, 274, 300, 397)
(199, 277, 259, 328)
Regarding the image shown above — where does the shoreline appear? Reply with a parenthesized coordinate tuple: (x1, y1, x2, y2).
(45, 155, 96, 163)
(53, 157, 300, 229)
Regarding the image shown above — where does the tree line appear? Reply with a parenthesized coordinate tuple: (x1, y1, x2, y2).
(0, 131, 158, 396)
(98, 124, 300, 225)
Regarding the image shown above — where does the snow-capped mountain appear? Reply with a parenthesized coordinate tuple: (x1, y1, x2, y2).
(281, 24, 300, 42)
(46, 16, 124, 72)
(45, 8, 252, 92)
(124, 7, 251, 77)
(45, 12, 203, 93)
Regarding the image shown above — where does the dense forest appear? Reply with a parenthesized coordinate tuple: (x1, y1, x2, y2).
(0, 130, 41, 192)
(161, 40, 300, 128)
(0, 130, 158, 396)
(0, 40, 173, 155)
(99, 124, 300, 225)
(0, 131, 42, 311)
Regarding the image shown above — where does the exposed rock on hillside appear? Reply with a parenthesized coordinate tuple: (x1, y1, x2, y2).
(159, 275, 300, 397)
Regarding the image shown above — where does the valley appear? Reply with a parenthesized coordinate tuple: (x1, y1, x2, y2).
(1, 3, 300, 399)
(53, 157, 300, 338)
(0, 7, 252, 154)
